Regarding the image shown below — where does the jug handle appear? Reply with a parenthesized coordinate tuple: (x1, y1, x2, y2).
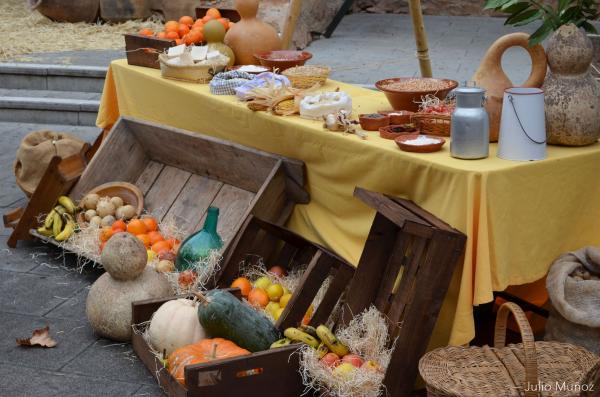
(485, 32, 548, 88)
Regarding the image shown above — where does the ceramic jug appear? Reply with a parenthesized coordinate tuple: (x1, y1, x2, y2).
(175, 207, 223, 271)
(224, 0, 282, 65)
(544, 24, 600, 146)
(471, 32, 547, 142)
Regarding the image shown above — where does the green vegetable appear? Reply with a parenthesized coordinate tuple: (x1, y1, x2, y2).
(197, 290, 280, 352)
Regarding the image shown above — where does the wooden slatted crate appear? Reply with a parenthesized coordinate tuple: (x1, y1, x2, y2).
(131, 215, 355, 397)
(125, 34, 176, 69)
(31, 116, 309, 264)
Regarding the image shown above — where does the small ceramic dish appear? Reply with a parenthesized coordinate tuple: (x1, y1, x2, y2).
(253, 50, 313, 71)
(378, 110, 414, 125)
(395, 134, 446, 153)
(359, 113, 390, 131)
(76, 182, 144, 224)
(379, 124, 419, 140)
(226, 64, 271, 74)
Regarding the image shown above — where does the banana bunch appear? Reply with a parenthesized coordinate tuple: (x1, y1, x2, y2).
(271, 324, 349, 358)
(37, 196, 78, 242)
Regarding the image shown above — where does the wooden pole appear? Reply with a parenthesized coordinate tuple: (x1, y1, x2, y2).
(408, 0, 433, 77)
(281, 0, 304, 49)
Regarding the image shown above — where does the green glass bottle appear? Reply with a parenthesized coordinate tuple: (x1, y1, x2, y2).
(175, 207, 223, 271)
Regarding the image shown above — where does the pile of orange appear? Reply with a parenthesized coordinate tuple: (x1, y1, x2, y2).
(138, 8, 233, 46)
(99, 216, 180, 257)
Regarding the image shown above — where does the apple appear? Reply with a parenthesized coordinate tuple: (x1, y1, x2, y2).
(320, 352, 340, 368)
(268, 265, 286, 277)
(333, 362, 356, 378)
(342, 354, 364, 368)
(361, 360, 383, 373)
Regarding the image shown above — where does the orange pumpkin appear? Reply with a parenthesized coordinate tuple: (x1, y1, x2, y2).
(168, 338, 250, 384)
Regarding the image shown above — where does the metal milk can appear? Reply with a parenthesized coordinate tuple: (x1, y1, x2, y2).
(450, 87, 490, 159)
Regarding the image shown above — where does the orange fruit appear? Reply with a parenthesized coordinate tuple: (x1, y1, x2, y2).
(216, 18, 229, 30)
(165, 238, 179, 248)
(127, 219, 147, 235)
(165, 20, 179, 32)
(139, 28, 154, 36)
(248, 288, 269, 308)
(178, 24, 190, 38)
(142, 217, 158, 232)
(136, 234, 151, 248)
(185, 30, 203, 45)
(192, 20, 204, 29)
(175, 38, 184, 46)
(100, 227, 114, 242)
(231, 277, 252, 297)
(179, 15, 194, 26)
(111, 219, 126, 232)
(206, 8, 221, 19)
(147, 231, 164, 245)
(156, 31, 167, 39)
(201, 15, 214, 23)
(151, 240, 172, 254)
(165, 30, 179, 40)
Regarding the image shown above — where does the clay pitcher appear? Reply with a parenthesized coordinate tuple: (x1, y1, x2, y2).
(224, 0, 282, 65)
(472, 33, 547, 142)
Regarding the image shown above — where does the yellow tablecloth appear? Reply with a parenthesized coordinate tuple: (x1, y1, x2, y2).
(97, 59, 600, 347)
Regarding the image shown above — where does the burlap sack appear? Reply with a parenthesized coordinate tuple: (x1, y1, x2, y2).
(545, 246, 600, 354)
(14, 130, 86, 197)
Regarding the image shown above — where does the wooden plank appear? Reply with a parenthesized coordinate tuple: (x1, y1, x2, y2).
(249, 162, 290, 226)
(143, 165, 191, 221)
(163, 174, 223, 235)
(354, 187, 430, 229)
(340, 213, 398, 326)
(125, 34, 176, 69)
(70, 119, 148, 200)
(125, 117, 280, 193)
(373, 233, 412, 313)
(135, 161, 164, 195)
(311, 263, 354, 327)
(199, 184, 255, 246)
(281, 0, 303, 49)
(391, 197, 457, 233)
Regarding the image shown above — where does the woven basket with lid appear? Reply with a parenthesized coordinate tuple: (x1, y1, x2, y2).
(419, 302, 599, 397)
(282, 65, 331, 89)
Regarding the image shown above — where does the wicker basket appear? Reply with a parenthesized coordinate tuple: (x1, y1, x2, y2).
(411, 113, 451, 137)
(158, 54, 226, 84)
(282, 65, 331, 89)
(419, 302, 599, 397)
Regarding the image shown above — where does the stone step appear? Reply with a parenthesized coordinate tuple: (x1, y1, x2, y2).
(0, 89, 100, 126)
(0, 63, 107, 92)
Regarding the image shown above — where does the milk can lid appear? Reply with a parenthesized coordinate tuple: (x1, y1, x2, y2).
(454, 87, 485, 95)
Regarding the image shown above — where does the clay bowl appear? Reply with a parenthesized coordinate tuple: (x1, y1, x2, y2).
(375, 78, 459, 112)
(379, 124, 420, 140)
(378, 110, 414, 125)
(395, 134, 446, 153)
(359, 113, 390, 131)
(77, 182, 144, 224)
(253, 50, 313, 72)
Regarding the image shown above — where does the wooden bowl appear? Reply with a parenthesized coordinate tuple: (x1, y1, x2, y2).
(359, 113, 390, 131)
(378, 110, 414, 125)
(379, 124, 420, 140)
(395, 134, 446, 153)
(375, 78, 458, 112)
(77, 182, 144, 223)
(253, 50, 313, 72)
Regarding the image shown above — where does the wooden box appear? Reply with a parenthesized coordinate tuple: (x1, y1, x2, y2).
(31, 116, 309, 261)
(132, 216, 355, 397)
(125, 34, 176, 69)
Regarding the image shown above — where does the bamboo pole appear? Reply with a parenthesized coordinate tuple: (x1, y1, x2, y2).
(281, 0, 304, 49)
(408, 0, 433, 77)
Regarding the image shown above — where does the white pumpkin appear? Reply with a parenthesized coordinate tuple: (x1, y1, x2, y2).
(148, 299, 206, 356)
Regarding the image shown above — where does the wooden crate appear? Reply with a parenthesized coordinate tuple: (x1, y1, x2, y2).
(336, 187, 467, 397)
(31, 116, 309, 263)
(132, 218, 355, 397)
(125, 34, 176, 69)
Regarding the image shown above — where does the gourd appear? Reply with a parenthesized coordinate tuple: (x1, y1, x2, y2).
(148, 299, 206, 356)
(196, 290, 280, 352)
(168, 338, 250, 384)
(101, 232, 147, 280)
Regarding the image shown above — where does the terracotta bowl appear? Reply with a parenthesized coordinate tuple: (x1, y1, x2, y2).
(378, 110, 414, 125)
(395, 134, 446, 153)
(379, 124, 420, 140)
(253, 50, 313, 71)
(375, 78, 459, 112)
(76, 182, 144, 224)
(359, 113, 390, 131)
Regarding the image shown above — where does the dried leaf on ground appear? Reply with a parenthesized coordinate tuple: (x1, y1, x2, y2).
(16, 326, 57, 348)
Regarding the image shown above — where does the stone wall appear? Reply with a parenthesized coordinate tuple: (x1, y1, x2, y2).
(352, 0, 493, 16)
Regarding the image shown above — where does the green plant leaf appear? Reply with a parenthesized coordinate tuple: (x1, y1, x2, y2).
(500, 0, 522, 11)
(483, 0, 514, 9)
(557, 0, 571, 12)
(579, 20, 599, 33)
(503, 2, 532, 15)
(529, 20, 555, 46)
(506, 7, 540, 24)
(513, 10, 544, 26)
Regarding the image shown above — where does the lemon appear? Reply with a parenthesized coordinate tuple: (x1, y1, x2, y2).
(254, 276, 271, 290)
(147, 250, 156, 262)
(274, 307, 285, 320)
(279, 293, 292, 308)
(265, 301, 280, 317)
(266, 283, 284, 302)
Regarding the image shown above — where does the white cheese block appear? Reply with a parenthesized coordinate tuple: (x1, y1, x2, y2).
(300, 91, 352, 120)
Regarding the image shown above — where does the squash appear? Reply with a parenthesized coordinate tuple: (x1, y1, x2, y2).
(168, 338, 250, 384)
(101, 232, 147, 280)
(196, 290, 280, 352)
(148, 299, 206, 356)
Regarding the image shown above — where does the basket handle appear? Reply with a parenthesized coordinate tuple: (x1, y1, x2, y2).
(494, 302, 539, 397)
